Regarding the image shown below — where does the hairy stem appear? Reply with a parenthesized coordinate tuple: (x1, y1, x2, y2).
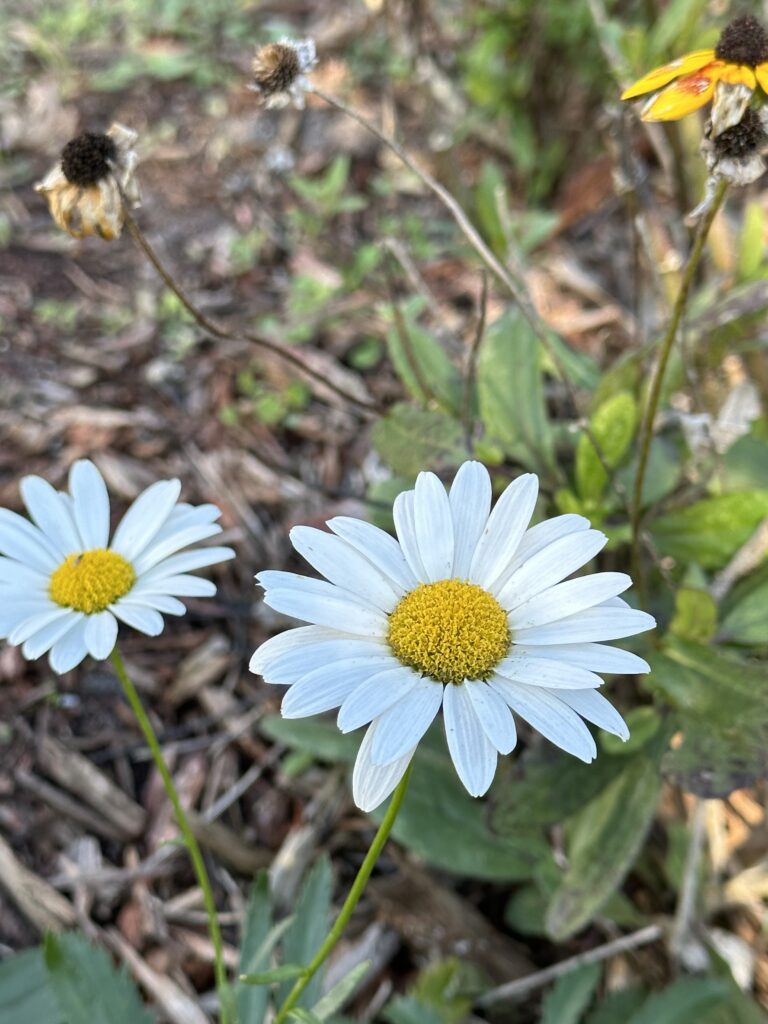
(631, 179, 728, 584)
(110, 647, 233, 1023)
(273, 766, 412, 1024)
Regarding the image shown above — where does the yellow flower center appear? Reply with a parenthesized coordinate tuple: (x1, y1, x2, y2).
(388, 579, 510, 685)
(49, 549, 135, 613)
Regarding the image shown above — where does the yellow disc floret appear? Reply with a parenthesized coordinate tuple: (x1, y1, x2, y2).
(388, 579, 510, 685)
(49, 549, 135, 613)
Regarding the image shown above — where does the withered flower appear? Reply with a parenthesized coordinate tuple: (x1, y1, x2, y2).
(688, 107, 768, 222)
(35, 123, 140, 240)
(250, 39, 317, 109)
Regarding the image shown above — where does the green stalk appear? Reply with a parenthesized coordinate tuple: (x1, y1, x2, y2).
(110, 647, 233, 1023)
(273, 765, 413, 1024)
(630, 179, 728, 585)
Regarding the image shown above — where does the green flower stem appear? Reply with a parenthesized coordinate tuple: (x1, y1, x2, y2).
(630, 178, 728, 586)
(110, 647, 233, 1024)
(273, 765, 413, 1024)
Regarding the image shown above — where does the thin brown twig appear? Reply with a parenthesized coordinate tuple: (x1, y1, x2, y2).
(120, 201, 380, 416)
(475, 923, 664, 1008)
(462, 271, 488, 447)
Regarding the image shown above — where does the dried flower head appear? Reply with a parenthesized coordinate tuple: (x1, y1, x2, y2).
(688, 107, 768, 222)
(35, 123, 140, 240)
(251, 38, 316, 109)
(622, 15, 768, 134)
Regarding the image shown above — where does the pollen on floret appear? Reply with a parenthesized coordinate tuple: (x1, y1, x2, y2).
(388, 579, 510, 686)
(49, 549, 135, 613)
(61, 133, 118, 187)
(715, 14, 768, 67)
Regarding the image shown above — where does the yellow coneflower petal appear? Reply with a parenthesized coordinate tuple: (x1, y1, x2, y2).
(717, 63, 756, 86)
(640, 71, 717, 121)
(753, 63, 768, 91)
(621, 49, 716, 100)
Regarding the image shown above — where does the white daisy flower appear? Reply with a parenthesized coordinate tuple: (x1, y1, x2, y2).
(0, 460, 235, 674)
(250, 462, 656, 812)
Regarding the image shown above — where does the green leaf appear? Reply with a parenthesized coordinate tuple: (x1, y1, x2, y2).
(0, 947, 60, 1024)
(650, 491, 768, 569)
(576, 392, 638, 501)
(279, 857, 332, 1008)
(288, 1009, 322, 1023)
(584, 987, 648, 1024)
(260, 715, 358, 763)
(627, 978, 729, 1024)
(383, 996, 445, 1024)
(385, 304, 463, 412)
(477, 309, 556, 473)
(541, 963, 601, 1024)
(310, 962, 370, 1020)
(600, 706, 660, 756)
(670, 588, 718, 643)
(235, 873, 272, 1021)
(545, 754, 661, 941)
(738, 201, 765, 280)
(43, 932, 152, 1024)
(371, 404, 466, 478)
(380, 732, 552, 882)
(719, 434, 768, 491)
(719, 578, 768, 647)
(240, 964, 307, 985)
(618, 437, 683, 509)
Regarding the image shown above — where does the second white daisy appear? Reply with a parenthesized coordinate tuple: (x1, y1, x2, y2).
(251, 461, 655, 811)
(0, 460, 234, 673)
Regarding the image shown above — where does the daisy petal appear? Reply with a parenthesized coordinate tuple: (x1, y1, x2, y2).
(22, 612, 83, 660)
(0, 509, 61, 572)
(0, 599, 57, 638)
(469, 474, 538, 590)
(250, 625, 347, 674)
(125, 594, 187, 615)
(393, 489, 428, 581)
(337, 665, 421, 733)
(110, 479, 182, 561)
(0, 557, 49, 591)
(49, 617, 90, 673)
(132, 524, 222, 574)
(489, 676, 597, 762)
(327, 517, 418, 591)
(9, 606, 73, 646)
(495, 653, 601, 689)
(84, 611, 118, 660)
(69, 460, 110, 549)
(260, 575, 388, 636)
(513, 642, 650, 675)
(757, 63, 768, 93)
(20, 476, 81, 555)
(111, 602, 164, 636)
(282, 657, 393, 718)
(513, 606, 655, 645)
(557, 688, 629, 741)
(138, 547, 235, 583)
(465, 681, 518, 754)
(449, 461, 492, 579)
(352, 721, 415, 812)
(257, 635, 389, 683)
(641, 71, 716, 121)
(132, 574, 216, 598)
(494, 513, 590, 594)
(444, 682, 498, 796)
(497, 529, 607, 608)
(290, 526, 401, 610)
(508, 572, 632, 629)
(370, 680, 443, 766)
(413, 472, 454, 582)
(621, 50, 716, 99)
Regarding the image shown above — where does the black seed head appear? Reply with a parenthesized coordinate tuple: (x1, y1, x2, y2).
(715, 14, 768, 66)
(60, 133, 117, 186)
(252, 43, 301, 96)
(714, 108, 767, 158)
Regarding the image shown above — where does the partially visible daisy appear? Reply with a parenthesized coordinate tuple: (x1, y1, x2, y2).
(622, 15, 768, 135)
(251, 462, 655, 811)
(0, 460, 234, 673)
(250, 38, 317, 109)
(35, 123, 140, 240)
